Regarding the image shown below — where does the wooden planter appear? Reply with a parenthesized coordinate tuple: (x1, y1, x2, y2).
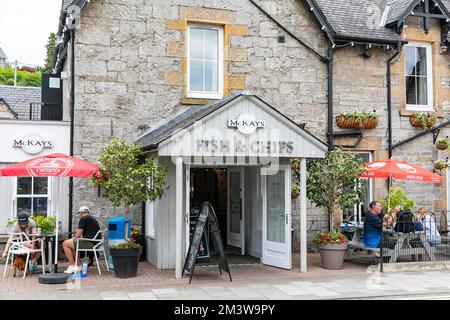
(336, 115, 379, 129)
(436, 141, 449, 151)
(410, 115, 436, 129)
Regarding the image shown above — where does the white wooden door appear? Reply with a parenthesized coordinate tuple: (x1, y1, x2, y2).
(227, 167, 245, 255)
(262, 166, 291, 269)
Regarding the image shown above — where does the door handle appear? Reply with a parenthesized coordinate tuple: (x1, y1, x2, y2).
(240, 199, 242, 220)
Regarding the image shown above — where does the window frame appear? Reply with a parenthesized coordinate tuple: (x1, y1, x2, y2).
(404, 41, 434, 111)
(13, 176, 51, 218)
(186, 24, 224, 100)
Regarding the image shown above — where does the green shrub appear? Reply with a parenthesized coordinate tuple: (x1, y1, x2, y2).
(380, 187, 414, 214)
(111, 240, 141, 249)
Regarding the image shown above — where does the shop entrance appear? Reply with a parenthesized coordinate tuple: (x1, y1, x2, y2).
(189, 167, 261, 264)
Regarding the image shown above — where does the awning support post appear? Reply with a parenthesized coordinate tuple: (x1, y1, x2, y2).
(300, 158, 307, 273)
(175, 157, 183, 279)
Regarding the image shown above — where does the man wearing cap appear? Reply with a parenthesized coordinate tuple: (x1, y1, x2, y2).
(2, 212, 41, 272)
(62, 206, 100, 274)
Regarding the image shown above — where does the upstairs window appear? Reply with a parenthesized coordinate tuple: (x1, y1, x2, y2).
(187, 25, 224, 99)
(405, 42, 433, 111)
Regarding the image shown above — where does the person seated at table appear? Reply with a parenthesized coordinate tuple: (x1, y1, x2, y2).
(364, 201, 399, 249)
(1, 212, 41, 272)
(62, 206, 100, 274)
(416, 207, 441, 247)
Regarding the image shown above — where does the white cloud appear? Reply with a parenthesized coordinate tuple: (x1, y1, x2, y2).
(0, 0, 61, 67)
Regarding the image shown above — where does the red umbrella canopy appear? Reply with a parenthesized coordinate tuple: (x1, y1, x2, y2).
(360, 159, 442, 183)
(0, 153, 99, 177)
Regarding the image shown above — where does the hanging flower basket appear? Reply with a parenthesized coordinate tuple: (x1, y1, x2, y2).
(410, 112, 436, 129)
(436, 139, 449, 151)
(434, 160, 449, 171)
(336, 111, 379, 129)
(362, 117, 379, 129)
(291, 184, 300, 199)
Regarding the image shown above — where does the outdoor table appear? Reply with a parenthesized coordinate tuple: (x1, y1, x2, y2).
(346, 225, 434, 263)
(29, 232, 70, 273)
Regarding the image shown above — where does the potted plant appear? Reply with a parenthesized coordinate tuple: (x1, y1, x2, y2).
(31, 215, 56, 234)
(336, 111, 379, 129)
(93, 138, 166, 278)
(307, 148, 366, 269)
(410, 112, 436, 129)
(131, 227, 145, 261)
(434, 160, 449, 172)
(313, 231, 348, 270)
(436, 138, 449, 151)
(109, 240, 142, 278)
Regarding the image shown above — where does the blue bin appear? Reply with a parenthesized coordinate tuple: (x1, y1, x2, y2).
(108, 216, 132, 240)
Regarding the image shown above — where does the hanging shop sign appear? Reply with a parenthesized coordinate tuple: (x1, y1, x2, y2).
(13, 134, 54, 154)
(228, 113, 265, 135)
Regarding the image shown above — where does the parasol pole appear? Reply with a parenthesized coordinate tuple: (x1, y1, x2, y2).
(54, 177, 60, 271)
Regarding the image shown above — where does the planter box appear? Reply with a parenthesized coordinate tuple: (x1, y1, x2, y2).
(318, 243, 348, 270)
(110, 246, 142, 278)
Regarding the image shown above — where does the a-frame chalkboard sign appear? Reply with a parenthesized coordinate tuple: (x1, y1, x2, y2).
(182, 201, 232, 284)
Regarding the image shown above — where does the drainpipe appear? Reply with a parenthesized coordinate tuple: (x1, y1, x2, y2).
(326, 47, 334, 148)
(387, 49, 401, 159)
(68, 29, 75, 235)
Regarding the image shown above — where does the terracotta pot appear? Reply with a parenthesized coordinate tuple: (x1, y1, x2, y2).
(410, 116, 436, 129)
(318, 243, 348, 270)
(363, 118, 379, 129)
(437, 142, 448, 151)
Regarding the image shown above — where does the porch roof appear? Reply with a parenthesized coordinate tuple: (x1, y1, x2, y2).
(136, 94, 328, 159)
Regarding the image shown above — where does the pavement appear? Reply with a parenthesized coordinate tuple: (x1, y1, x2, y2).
(1, 253, 450, 300)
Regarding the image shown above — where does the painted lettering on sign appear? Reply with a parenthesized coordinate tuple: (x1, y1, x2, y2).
(196, 139, 293, 154)
(13, 134, 54, 154)
(228, 113, 265, 135)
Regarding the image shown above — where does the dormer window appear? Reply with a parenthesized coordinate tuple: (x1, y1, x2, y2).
(405, 42, 433, 111)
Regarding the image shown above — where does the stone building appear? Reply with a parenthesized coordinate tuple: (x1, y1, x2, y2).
(53, 0, 449, 274)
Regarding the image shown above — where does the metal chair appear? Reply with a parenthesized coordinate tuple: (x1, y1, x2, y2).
(74, 228, 109, 275)
(2, 232, 46, 279)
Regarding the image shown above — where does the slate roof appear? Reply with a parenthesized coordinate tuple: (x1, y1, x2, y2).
(0, 85, 41, 120)
(136, 94, 328, 150)
(0, 98, 18, 119)
(137, 95, 241, 148)
(311, 0, 403, 43)
(0, 46, 7, 60)
(386, 0, 417, 25)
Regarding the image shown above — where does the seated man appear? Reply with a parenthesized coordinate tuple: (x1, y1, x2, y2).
(364, 201, 399, 249)
(62, 206, 100, 274)
(2, 212, 41, 272)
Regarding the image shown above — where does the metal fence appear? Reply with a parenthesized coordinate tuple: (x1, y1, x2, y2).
(380, 210, 450, 266)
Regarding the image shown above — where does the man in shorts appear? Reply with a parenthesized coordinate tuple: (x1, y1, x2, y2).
(63, 206, 100, 273)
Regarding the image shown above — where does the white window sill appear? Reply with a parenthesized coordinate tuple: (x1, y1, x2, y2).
(187, 92, 223, 100)
(405, 105, 434, 112)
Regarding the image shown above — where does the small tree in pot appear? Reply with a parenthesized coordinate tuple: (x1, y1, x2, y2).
(93, 138, 166, 278)
(307, 148, 366, 269)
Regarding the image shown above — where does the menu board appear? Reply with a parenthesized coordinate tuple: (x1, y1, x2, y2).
(189, 210, 210, 259)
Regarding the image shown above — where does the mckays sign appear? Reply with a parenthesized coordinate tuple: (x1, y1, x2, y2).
(13, 133, 53, 154)
(228, 113, 265, 135)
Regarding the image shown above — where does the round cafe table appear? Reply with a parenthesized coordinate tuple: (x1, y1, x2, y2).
(30, 232, 70, 273)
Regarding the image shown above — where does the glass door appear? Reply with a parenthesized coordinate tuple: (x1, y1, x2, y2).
(262, 165, 291, 269)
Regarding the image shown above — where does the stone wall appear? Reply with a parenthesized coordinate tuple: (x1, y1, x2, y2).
(69, 0, 330, 248)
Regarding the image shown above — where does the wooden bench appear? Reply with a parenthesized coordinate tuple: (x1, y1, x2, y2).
(344, 225, 394, 262)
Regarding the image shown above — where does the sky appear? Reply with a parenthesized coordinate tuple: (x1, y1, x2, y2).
(0, 0, 62, 67)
